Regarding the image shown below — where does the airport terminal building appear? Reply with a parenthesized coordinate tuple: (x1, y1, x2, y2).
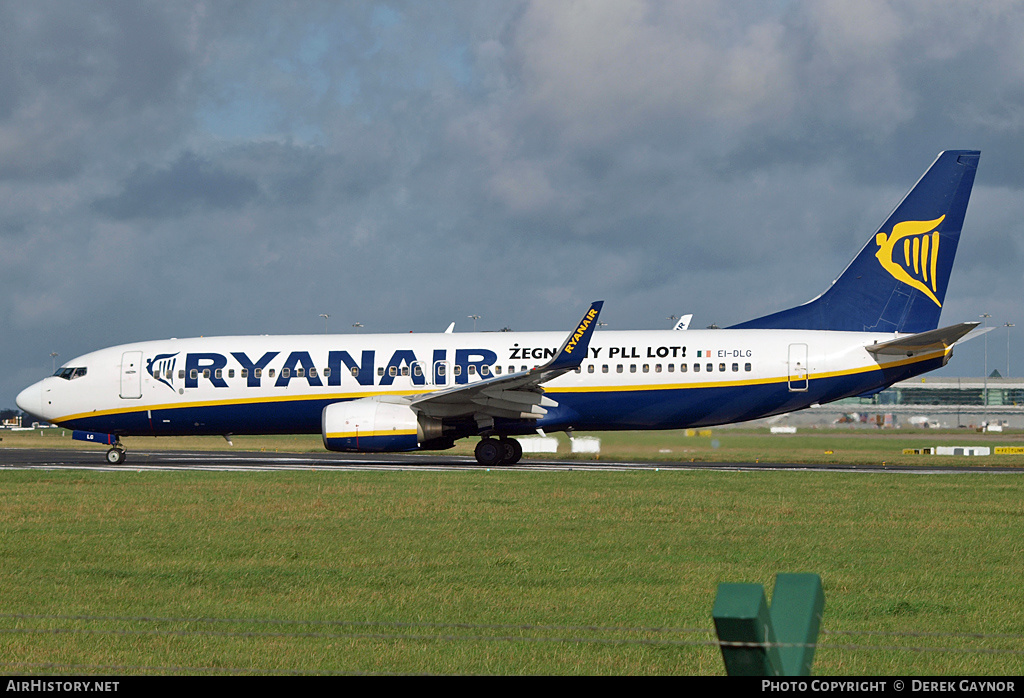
(769, 375, 1024, 429)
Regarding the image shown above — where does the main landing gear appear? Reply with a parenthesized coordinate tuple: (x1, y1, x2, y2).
(474, 437, 523, 466)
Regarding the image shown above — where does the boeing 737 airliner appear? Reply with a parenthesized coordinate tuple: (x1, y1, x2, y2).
(17, 150, 981, 466)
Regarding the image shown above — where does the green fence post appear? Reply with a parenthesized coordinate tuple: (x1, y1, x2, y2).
(712, 582, 782, 676)
(712, 574, 826, 676)
(769, 573, 825, 677)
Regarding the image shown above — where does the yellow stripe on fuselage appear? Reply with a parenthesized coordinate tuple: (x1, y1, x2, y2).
(53, 388, 420, 424)
(324, 429, 418, 439)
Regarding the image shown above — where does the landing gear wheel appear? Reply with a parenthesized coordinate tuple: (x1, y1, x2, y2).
(106, 448, 127, 465)
(474, 438, 504, 466)
(500, 438, 523, 465)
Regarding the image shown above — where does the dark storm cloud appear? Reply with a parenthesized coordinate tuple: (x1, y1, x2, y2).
(3, 1, 1024, 406)
(0, 2, 196, 183)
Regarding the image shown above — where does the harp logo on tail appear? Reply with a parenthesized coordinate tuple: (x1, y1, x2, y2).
(874, 215, 945, 307)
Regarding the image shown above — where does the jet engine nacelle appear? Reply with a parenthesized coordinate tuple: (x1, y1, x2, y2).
(322, 397, 444, 452)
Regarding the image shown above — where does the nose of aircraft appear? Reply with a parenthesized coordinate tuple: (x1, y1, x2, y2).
(15, 382, 43, 420)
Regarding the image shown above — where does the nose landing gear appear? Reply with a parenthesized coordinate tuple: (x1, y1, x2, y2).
(71, 430, 128, 465)
(105, 443, 127, 465)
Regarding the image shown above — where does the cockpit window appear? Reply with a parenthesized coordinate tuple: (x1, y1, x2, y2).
(54, 367, 87, 380)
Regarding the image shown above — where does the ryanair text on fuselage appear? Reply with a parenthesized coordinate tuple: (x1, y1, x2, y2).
(151, 344, 704, 391)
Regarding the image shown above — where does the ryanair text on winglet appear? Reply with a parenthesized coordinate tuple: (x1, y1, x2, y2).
(563, 308, 598, 355)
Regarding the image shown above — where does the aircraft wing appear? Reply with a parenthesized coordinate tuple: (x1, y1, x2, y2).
(865, 321, 980, 356)
(408, 301, 603, 421)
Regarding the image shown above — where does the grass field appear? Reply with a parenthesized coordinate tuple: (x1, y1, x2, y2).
(1, 429, 1023, 675)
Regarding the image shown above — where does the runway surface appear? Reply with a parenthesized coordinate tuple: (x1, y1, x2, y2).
(2, 447, 1022, 474)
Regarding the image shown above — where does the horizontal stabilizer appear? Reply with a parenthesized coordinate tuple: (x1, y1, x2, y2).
(865, 321, 979, 356)
(956, 324, 997, 345)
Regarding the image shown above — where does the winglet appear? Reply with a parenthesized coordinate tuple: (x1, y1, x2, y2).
(672, 313, 693, 331)
(546, 301, 603, 372)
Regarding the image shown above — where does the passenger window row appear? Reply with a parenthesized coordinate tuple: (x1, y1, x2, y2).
(166, 361, 754, 382)
(577, 363, 753, 374)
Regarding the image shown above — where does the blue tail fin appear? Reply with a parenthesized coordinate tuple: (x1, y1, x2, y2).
(731, 150, 980, 333)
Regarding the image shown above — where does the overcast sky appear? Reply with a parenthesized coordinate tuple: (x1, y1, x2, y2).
(4, 0, 1024, 407)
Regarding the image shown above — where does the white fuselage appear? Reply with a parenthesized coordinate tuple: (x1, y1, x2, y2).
(18, 328, 948, 439)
